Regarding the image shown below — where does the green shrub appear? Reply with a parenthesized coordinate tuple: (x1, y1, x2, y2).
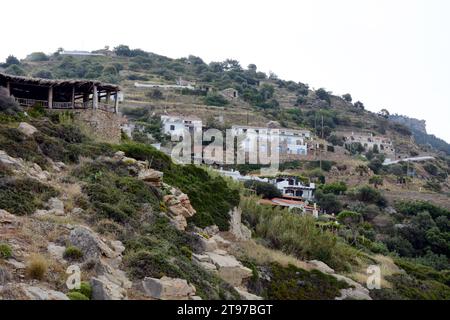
(321, 181, 347, 195)
(394, 201, 449, 219)
(63, 246, 84, 261)
(204, 93, 229, 107)
(69, 281, 92, 299)
(67, 292, 89, 300)
(243, 180, 281, 199)
(262, 263, 349, 300)
(0, 178, 58, 215)
(0, 243, 13, 259)
(352, 185, 387, 207)
(241, 197, 359, 271)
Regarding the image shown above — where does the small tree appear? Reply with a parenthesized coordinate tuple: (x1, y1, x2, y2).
(369, 175, 384, 189)
(315, 88, 331, 104)
(5, 55, 20, 66)
(342, 93, 352, 102)
(354, 101, 365, 110)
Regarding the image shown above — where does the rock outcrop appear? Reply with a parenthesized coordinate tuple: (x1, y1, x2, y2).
(229, 207, 252, 241)
(142, 276, 196, 300)
(17, 122, 37, 137)
(0, 150, 50, 181)
(163, 187, 196, 231)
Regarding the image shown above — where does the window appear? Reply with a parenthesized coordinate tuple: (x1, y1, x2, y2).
(170, 125, 175, 131)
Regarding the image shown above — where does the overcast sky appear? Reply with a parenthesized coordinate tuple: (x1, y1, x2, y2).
(2, 0, 450, 142)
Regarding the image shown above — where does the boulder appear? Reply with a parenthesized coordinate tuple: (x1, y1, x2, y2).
(332, 274, 372, 300)
(0, 150, 23, 169)
(196, 235, 218, 252)
(205, 252, 253, 287)
(138, 168, 163, 187)
(91, 276, 128, 300)
(204, 225, 220, 237)
(0, 266, 12, 285)
(142, 276, 196, 300)
(47, 197, 65, 216)
(211, 234, 231, 250)
(169, 214, 187, 231)
(235, 287, 263, 300)
(229, 207, 252, 241)
(336, 287, 372, 300)
(23, 286, 69, 300)
(308, 260, 335, 274)
(69, 226, 118, 260)
(17, 122, 37, 137)
(47, 243, 66, 263)
(0, 209, 20, 230)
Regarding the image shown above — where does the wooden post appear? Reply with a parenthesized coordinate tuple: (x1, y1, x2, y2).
(6, 82, 10, 96)
(93, 85, 98, 109)
(48, 86, 53, 109)
(106, 91, 111, 104)
(71, 87, 75, 108)
(114, 91, 119, 113)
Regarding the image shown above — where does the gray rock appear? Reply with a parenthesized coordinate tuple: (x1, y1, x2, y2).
(234, 287, 263, 300)
(142, 276, 196, 300)
(0, 266, 12, 285)
(69, 226, 118, 260)
(47, 243, 66, 263)
(91, 276, 127, 300)
(47, 197, 65, 216)
(17, 122, 37, 137)
(23, 286, 69, 300)
(308, 260, 335, 274)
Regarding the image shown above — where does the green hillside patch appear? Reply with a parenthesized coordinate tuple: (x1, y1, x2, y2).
(117, 142, 240, 230)
(246, 262, 349, 300)
(0, 178, 58, 215)
(71, 159, 161, 224)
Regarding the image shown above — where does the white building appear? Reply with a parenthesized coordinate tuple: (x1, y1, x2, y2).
(160, 115, 203, 138)
(231, 125, 310, 156)
(269, 176, 316, 201)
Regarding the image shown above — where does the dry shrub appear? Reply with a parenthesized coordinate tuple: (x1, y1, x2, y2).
(26, 254, 48, 280)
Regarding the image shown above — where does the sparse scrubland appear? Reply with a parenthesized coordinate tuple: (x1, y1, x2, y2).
(1, 48, 449, 300)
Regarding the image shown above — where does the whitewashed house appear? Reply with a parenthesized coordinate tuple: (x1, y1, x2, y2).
(231, 125, 310, 156)
(269, 176, 316, 201)
(160, 115, 203, 138)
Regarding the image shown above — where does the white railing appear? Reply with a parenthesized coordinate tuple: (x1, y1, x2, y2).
(15, 98, 48, 107)
(14, 98, 116, 113)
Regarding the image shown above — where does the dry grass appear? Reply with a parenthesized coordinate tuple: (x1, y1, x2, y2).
(26, 254, 48, 280)
(230, 239, 313, 271)
(347, 254, 402, 289)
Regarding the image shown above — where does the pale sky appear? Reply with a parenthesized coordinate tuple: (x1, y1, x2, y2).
(2, 0, 450, 142)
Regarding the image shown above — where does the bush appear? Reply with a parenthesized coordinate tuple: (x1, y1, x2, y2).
(241, 197, 359, 271)
(261, 263, 349, 300)
(70, 281, 92, 299)
(320, 182, 347, 195)
(0, 243, 13, 259)
(0, 88, 22, 116)
(352, 186, 387, 207)
(337, 211, 361, 225)
(244, 180, 282, 199)
(26, 254, 48, 280)
(0, 178, 58, 215)
(315, 191, 343, 214)
(63, 246, 84, 261)
(67, 292, 89, 300)
(204, 93, 229, 107)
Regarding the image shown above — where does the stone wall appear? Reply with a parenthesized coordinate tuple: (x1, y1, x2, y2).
(52, 109, 127, 144)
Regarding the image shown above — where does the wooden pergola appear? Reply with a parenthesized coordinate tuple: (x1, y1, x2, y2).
(0, 72, 121, 113)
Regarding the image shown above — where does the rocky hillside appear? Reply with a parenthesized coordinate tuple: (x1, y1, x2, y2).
(1, 49, 449, 300)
